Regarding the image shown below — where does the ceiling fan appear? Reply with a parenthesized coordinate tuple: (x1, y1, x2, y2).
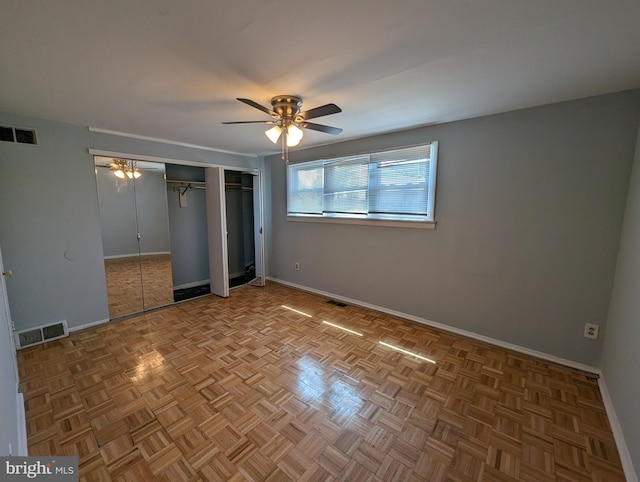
(96, 159, 145, 179)
(223, 96, 343, 162)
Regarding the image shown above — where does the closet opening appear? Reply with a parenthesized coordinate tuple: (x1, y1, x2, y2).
(165, 164, 210, 302)
(225, 170, 258, 289)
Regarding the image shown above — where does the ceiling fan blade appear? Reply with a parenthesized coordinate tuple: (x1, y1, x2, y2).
(222, 120, 276, 124)
(301, 122, 343, 135)
(236, 98, 277, 117)
(299, 103, 342, 120)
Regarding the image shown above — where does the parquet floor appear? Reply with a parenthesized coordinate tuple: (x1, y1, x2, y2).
(104, 254, 174, 318)
(17, 282, 625, 481)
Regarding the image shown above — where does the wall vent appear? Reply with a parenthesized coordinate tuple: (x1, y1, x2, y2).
(15, 320, 68, 349)
(0, 125, 38, 145)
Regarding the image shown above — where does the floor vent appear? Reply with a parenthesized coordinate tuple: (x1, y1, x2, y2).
(0, 125, 38, 145)
(327, 299, 348, 307)
(15, 320, 68, 349)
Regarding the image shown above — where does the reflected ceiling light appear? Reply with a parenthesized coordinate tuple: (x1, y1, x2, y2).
(322, 321, 363, 336)
(378, 341, 436, 363)
(281, 305, 313, 318)
(111, 159, 141, 180)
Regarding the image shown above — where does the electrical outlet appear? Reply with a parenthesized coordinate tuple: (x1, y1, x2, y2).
(295, 262, 300, 270)
(584, 323, 599, 340)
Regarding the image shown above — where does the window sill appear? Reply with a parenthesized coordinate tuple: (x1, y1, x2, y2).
(286, 214, 436, 229)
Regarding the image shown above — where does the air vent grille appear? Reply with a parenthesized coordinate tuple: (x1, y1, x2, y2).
(0, 125, 38, 145)
(15, 320, 68, 349)
(18, 329, 43, 347)
(0, 126, 14, 142)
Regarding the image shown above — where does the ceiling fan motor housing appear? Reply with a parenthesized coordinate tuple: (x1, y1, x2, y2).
(271, 95, 303, 122)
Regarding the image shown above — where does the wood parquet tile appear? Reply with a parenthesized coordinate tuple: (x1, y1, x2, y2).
(17, 282, 625, 481)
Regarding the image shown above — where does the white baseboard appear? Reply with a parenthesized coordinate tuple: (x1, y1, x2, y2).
(16, 391, 27, 456)
(68, 318, 110, 333)
(597, 375, 638, 482)
(103, 251, 171, 260)
(173, 279, 210, 290)
(268, 277, 599, 375)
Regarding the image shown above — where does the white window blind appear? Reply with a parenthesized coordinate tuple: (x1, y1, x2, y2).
(323, 155, 369, 214)
(368, 145, 430, 216)
(287, 142, 438, 223)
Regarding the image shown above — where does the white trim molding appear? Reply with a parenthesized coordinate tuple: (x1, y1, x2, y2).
(287, 215, 436, 230)
(103, 251, 171, 260)
(68, 318, 110, 334)
(173, 280, 210, 291)
(89, 148, 262, 173)
(597, 375, 638, 482)
(88, 127, 258, 158)
(16, 391, 27, 455)
(267, 277, 599, 374)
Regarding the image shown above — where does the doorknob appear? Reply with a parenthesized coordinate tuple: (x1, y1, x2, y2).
(2, 270, 12, 276)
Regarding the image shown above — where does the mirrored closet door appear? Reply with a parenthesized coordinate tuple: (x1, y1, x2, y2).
(94, 157, 174, 318)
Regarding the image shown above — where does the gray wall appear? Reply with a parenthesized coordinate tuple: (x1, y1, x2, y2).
(0, 114, 109, 331)
(96, 168, 139, 257)
(266, 91, 640, 366)
(0, 112, 258, 331)
(165, 165, 209, 288)
(601, 123, 640, 477)
(96, 167, 171, 257)
(134, 169, 171, 255)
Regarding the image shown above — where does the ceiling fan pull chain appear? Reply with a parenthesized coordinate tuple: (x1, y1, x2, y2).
(282, 128, 288, 163)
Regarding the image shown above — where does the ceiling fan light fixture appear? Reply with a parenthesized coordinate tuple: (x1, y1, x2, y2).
(286, 124, 303, 147)
(225, 95, 342, 162)
(112, 159, 142, 180)
(265, 125, 282, 144)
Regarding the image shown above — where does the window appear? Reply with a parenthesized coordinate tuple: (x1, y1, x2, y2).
(287, 142, 438, 226)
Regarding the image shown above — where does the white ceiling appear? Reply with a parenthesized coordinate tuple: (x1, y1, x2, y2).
(1, 1, 639, 157)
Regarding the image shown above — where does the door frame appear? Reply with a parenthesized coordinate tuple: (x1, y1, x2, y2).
(0, 246, 18, 383)
(205, 167, 230, 297)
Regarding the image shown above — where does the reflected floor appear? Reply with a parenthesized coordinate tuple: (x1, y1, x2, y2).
(105, 254, 174, 318)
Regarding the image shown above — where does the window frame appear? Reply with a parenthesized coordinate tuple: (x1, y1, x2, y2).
(286, 142, 438, 229)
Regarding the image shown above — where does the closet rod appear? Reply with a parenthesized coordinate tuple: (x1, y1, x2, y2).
(166, 180, 206, 190)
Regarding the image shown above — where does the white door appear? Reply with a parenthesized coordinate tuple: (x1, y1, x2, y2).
(205, 167, 229, 297)
(0, 247, 18, 385)
(252, 173, 265, 286)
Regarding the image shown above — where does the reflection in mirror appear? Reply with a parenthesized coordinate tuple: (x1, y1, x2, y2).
(94, 157, 174, 318)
